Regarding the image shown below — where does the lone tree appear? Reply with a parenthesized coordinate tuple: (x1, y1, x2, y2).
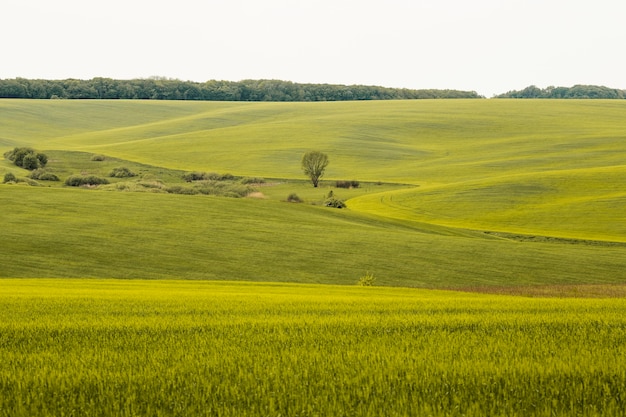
(301, 151, 329, 188)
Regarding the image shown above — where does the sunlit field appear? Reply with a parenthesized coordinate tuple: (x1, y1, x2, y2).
(2, 279, 625, 417)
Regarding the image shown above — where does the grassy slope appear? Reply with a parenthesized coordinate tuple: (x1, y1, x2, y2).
(1, 99, 625, 286)
(2, 186, 626, 287)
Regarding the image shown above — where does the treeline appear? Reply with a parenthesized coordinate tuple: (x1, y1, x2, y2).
(495, 85, 626, 99)
(0, 77, 482, 101)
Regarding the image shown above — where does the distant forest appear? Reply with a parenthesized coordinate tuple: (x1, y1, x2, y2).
(0, 78, 481, 101)
(495, 85, 626, 99)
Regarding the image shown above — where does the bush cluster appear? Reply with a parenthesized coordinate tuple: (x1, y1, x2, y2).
(29, 169, 59, 181)
(4, 147, 48, 170)
(165, 182, 253, 198)
(182, 172, 236, 182)
(336, 180, 360, 189)
(240, 177, 266, 184)
(65, 175, 110, 187)
(109, 167, 136, 178)
(90, 154, 106, 161)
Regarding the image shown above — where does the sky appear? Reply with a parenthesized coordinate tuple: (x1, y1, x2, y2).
(2, 0, 625, 97)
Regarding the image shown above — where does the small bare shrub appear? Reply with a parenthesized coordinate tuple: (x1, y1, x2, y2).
(357, 272, 376, 286)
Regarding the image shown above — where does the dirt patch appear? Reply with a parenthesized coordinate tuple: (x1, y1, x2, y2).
(255, 182, 282, 187)
(453, 284, 626, 298)
(484, 231, 626, 247)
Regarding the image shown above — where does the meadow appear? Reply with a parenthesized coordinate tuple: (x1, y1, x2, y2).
(1, 279, 625, 417)
(2, 99, 626, 287)
(2, 99, 626, 416)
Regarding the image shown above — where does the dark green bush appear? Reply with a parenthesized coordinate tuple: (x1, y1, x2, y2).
(109, 167, 136, 178)
(21, 154, 39, 170)
(182, 172, 207, 182)
(286, 193, 303, 203)
(65, 175, 110, 187)
(90, 154, 106, 161)
(36, 153, 48, 166)
(3, 172, 17, 183)
(336, 180, 360, 189)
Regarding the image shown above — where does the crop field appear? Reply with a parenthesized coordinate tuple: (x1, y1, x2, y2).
(1, 279, 626, 417)
(1, 98, 626, 415)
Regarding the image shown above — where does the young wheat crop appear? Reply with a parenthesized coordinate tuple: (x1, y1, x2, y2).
(1, 279, 625, 416)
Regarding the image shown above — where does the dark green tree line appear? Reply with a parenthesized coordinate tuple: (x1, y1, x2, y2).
(0, 77, 482, 101)
(495, 85, 626, 99)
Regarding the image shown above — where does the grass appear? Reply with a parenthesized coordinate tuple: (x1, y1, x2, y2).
(3, 99, 626, 183)
(1, 279, 626, 417)
(2, 185, 626, 288)
(2, 99, 626, 286)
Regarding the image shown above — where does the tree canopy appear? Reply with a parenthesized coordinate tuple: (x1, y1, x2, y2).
(0, 77, 482, 101)
(302, 151, 329, 188)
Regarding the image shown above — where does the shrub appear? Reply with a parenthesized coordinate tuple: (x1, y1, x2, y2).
(218, 173, 235, 181)
(165, 185, 198, 195)
(324, 190, 346, 208)
(182, 172, 207, 182)
(3, 172, 17, 183)
(194, 182, 253, 198)
(36, 153, 48, 166)
(109, 167, 136, 178)
(336, 180, 360, 189)
(65, 175, 110, 187)
(183, 172, 239, 182)
(286, 193, 303, 203)
(29, 169, 59, 181)
(357, 272, 376, 286)
(324, 197, 346, 208)
(139, 180, 164, 190)
(21, 154, 40, 170)
(240, 177, 266, 184)
(91, 154, 106, 161)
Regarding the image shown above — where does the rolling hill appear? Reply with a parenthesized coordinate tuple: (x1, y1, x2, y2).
(1, 99, 625, 286)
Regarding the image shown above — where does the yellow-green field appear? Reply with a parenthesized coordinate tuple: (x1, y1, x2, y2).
(2, 99, 626, 416)
(2, 279, 625, 417)
(1, 99, 625, 286)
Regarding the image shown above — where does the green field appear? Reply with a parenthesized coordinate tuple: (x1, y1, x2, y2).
(2, 279, 625, 417)
(1, 99, 626, 286)
(2, 99, 626, 416)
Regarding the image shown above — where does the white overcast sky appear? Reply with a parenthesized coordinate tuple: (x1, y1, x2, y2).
(2, 0, 625, 97)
